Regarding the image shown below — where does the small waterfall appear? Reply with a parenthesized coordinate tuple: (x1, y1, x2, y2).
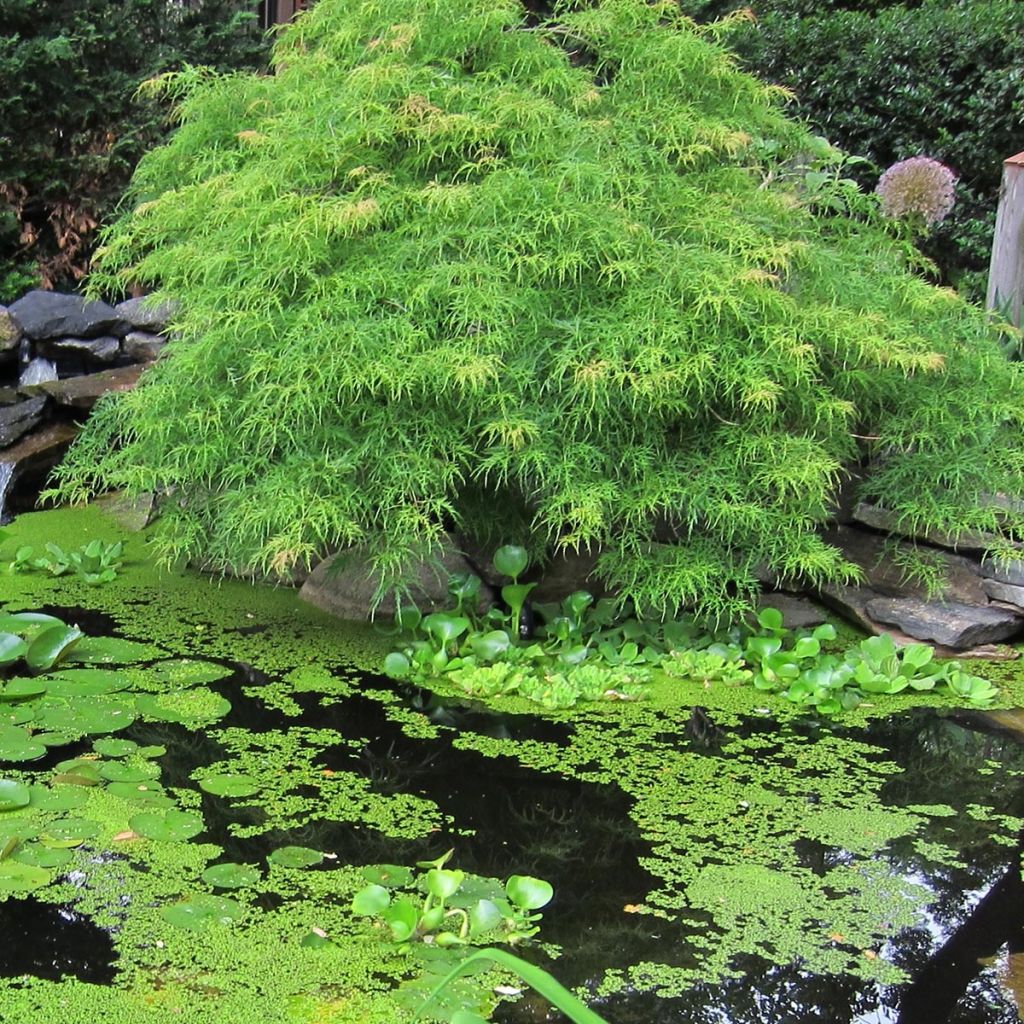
(0, 461, 13, 523)
(18, 358, 57, 387)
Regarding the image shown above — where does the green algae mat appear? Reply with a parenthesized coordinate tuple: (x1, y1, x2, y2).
(0, 504, 1023, 1023)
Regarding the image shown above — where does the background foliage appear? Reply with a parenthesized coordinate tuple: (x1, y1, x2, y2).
(54, 0, 1024, 620)
(0, 0, 270, 299)
(677, 0, 1024, 297)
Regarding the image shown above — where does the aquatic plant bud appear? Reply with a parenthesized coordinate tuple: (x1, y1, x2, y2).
(875, 156, 956, 226)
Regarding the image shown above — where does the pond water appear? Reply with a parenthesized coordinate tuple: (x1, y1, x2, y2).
(1, 504, 1023, 1024)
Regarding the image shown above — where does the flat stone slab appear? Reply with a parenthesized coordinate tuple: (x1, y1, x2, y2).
(114, 296, 177, 332)
(37, 364, 144, 409)
(864, 596, 1022, 648)
(39, 335, 121, 363)
(982, 578, 1024, 609)
(851, 502, 1006, 553)
(1, 421, 79, 481)
(9, 290, 127, 341)
(0, 396, 47, 449)
(980, 555, 1024, 588)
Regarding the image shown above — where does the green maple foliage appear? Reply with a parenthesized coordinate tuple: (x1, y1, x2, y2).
(53, 0, 1024, 620)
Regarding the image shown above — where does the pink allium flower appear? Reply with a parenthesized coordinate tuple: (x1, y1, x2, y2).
(875, 156, 957, 226)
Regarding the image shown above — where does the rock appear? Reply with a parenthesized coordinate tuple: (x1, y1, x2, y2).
(817, 582, 1017, 658)
(38, 335, 120, 364)
(864, 596, 1022, 648)
(114, 296, 177, 333)
(36, 364, 145, 410)
(980, 555, 1024, 588)
(122, 331, 166, 363)
(8, 290, 128, 341)
(0, 308, 21, 352)
(0, 422, 79, 508)
(300, 535, 492, 621)
(981, 578, 1024, 609)
(0, 396, 47, 448)
(755, 592, 829, 630)
(530, 548, 607, 602)
(850, 502, 1005, 554)
(823, 525, 988, 605)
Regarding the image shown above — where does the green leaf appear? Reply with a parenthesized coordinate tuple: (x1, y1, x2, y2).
(493, 545, 529, 580)
(198, 773, 260, 798)
(268, 845, 323, 869)
(160, 895, 244, 931)
(25, 624, 85, 672)
(361, 863, 414, 888)
(383, 898, 419, 942)
(425, 868, 465, 900)
(352, 883, 391, 916)
(505, 875, 553, 910)
(202, 862, 261, 889)
(0, 633, 29, 667)
(0, 779, 31, 812)
(383, 651, 411, 679)
(129, 809, 204, 842)
(756, 607, 785, 632)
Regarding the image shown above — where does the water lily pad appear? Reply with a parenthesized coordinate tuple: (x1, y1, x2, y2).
(0, 725, 46, 763)
(51, 760, 103, 787)
(99, 761, 160, 784)
(25, 624, 84, 672)
(268, 846, 324, 869)
(12, 844, 73, 869)
(130, 809, 204, 842)
(42, 818, 100, 844)
(198, 774, 259, 799)
(44, 669, 131, 697)
(92, 738, 138, 758)
(148, 659, 234, 687)
(29, 786, 87, 811)
(201, 862, 261, 889)
(0, 633, 29, 667)
(35, 731, 80, 748)
(361, 863, 414, 888)
(160, 894, 244, 931)
(65, 636, 162, 665)
(135, 690, 231, 727)
(137, 745, 166, 759)
(37, 697, 135, 736)
(0, 706, 36, 727)
(0, 859, 51, 892)
(106, 781, 173, 807)
(0, 678, 46, 702)
(0, 612, 64, 636)
(0, 780, 30, 813)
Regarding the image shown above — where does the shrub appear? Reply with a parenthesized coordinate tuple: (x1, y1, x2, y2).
(53, 0, 1024, 621)
(678, 0, 1024, 296)
(0, 0, 269, 298)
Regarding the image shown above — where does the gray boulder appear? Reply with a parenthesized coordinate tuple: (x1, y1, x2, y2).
(38, 335, 120, 363)
(300, 535, 492, 621)
(980, 555, 1024, 588)
(864, 596, 1022, 649)
(0, 396, 47, 448)
(37, 364, 144, 410)
(851, 502, 1003, 554)
(114, 296, 177, 333)
(9, 290, 128, 341)
(123, 331, 166, 363)
(982, 578, 1024, 609)
(0, 308, 21, 352)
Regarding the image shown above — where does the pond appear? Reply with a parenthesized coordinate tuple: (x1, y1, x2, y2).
(0, 502, 1023, 1023)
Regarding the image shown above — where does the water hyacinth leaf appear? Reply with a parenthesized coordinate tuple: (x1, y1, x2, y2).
(493, 545, 529, 580)
(422, 614, 470, 648)
(470, 630, 511, 662)
(0, 779, 31, 811)
(425, 868, 465, 901)
(0, 726, 46, 762)
(505, 876, 553, 910)
(352, 883, 391, 916)
(383, 898, 419, 942)
(361, 863, 414, 888)
(268, 845, 323, 869)
(0, 860, 51, 892)
(792, 636, 821, 660)
(0, 634, 29, 666)
(93, 737, 138, 758)
(0, 678, 47, 702)
(198, 774, 260, 799)
(383, 652, 411, 679)
(201, 862, 261, 889)
(395, 605, 423, 633)
(160, 894, 244, 931)
(756, 607, 785, 632)
(469, 898, 504, 935)
(130, 809, 204, 842)
(25, 625, 85, 672)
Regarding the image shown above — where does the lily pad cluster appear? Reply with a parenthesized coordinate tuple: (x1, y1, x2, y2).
(352, 849, 553, 949)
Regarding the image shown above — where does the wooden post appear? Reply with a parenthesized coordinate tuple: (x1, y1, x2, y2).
(987, 151, 1024, 327)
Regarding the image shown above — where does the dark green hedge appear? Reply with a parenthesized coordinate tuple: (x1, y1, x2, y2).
(679, 0, 1024, 296)
(0, 0, 270, 299)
